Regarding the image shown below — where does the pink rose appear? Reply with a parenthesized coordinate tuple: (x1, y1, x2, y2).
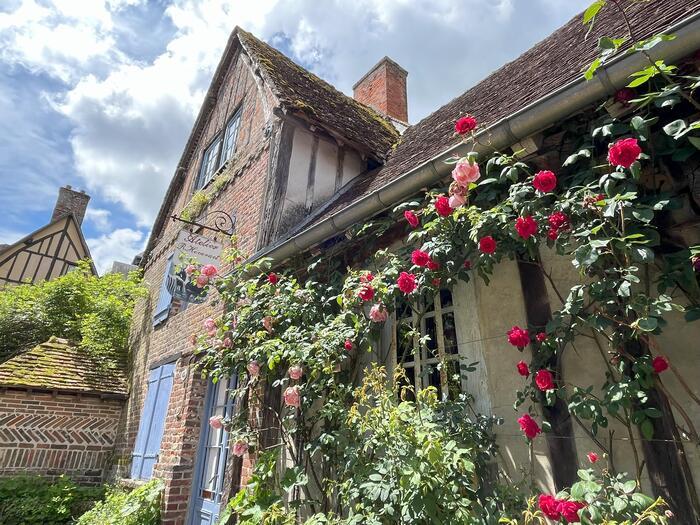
(284, 385, 301, 407)
(404, 210, 420, 228)
(209, 415, 224, 430)
(452, 159, 480, 186)
(232, 440, 248, 457)
(247, 360, 260, 377)
(369, 304, 388, 323)
(222, 337, 232, 348)
(449, 193, 467, 209)
(201, 264, 218, 277)
(185, 264, 196, 275)
(288, 365, 303, 380)
(263, 316, 273, 333)
(196, 274, 209, 287)
(203, 318, 216, 332)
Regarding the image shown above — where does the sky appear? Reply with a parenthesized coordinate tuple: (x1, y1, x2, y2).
(0, 0, 592, 274)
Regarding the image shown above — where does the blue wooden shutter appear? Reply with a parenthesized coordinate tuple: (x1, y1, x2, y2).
(130, 363, 175, 479)
(153, 254, 174, 326)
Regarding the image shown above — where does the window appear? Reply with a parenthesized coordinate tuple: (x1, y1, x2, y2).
(196, 136, 222, 190)
(393, 288, 462, 400)
(221, 110, 242, 164)
(153, 254, 174, 326)
(131, 363, 175, 480)
(195, 110, 242, 191)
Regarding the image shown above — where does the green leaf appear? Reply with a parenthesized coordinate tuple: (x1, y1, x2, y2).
(689, 136, 700, 150)
(584, 58, 602, 80)
(583, 0, 605, 25)
(640, 418, 654, 440)
(635, 317, 658, 332)
(622, 479, 638, 494)
(663, 119, 687, 138)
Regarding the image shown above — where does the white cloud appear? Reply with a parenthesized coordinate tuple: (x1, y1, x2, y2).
(1, 0, 592, 234)
(85, 207, 112, 231)
(86, 227, 146, 274)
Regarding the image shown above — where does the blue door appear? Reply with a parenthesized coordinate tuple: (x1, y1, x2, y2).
(189, 377, 237, 525)
(131, 363, 175, 479)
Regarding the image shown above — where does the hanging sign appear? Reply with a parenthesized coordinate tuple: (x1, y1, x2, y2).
(166, 230, 222, 304)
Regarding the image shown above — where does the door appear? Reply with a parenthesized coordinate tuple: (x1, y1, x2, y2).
(131, 362, 175, 479)
(189, 377, 237, 525)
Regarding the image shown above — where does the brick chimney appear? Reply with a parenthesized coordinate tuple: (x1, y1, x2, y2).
(51, 185, 90, 226)
(353, 56, 408, 123)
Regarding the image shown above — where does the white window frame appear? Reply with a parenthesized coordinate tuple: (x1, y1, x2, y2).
(197, 135, 222, 191)
(391, 288, 463, 400)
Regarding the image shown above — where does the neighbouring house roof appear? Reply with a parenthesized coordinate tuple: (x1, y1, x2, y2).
(0, 214, 96, 285)
(285, 0, 700, 234)
(143, 28, 399, 266)
(0, 337, 127, 396)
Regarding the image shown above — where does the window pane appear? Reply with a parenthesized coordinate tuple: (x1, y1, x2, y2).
(397, 318, 415, 364)
(199, 137, 222, 190)
(222, 112, 241, 162)
(397, 365, 416, 402)
(396, 296, 412, 320)
(439, 288, 453, 308)
(442, 312, 458, 355)
(424, 316, 438, 359)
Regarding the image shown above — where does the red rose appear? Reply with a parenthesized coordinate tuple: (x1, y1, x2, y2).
(427, 260, 440, 271)
(344, 339, 353, 351)
(518, 413, 541, 440)
(548, 211, 569, 230)
(587, 452, 599, 464)
(397, 272, 417, 294)
(608, 137, 642, 168)
(479, 236, 497, 254)
(536, 332, 547, 343)
(507, 326, 530, 348)
(404, 210, 420, 228)
(547, 227, 559, 240)
(358, 284, 375, 301)
(411, 249, 432, 267)
(652, 355, 669, 373)
(614, 87, 635, 105)
(268, 272, 279, 284)
(435, 196, 452, 217)
(515, 216, 538, 240)
(360, 272, 374, 283)
(454, 115, 477, 135)
(463, 260, 472, 270)
(538, 494, 560, 520)
(533, 170, 557, 193)
(557, 500, 586, 523)
(432, 278, 441, 287)
(516, 361, 530, 377)
(535, 369, 555, 391)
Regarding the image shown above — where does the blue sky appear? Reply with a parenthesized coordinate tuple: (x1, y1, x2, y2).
(0, 0, 591, 273)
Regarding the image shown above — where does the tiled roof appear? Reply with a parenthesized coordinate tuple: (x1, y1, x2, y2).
(0, 337, 127, 396)
(237, 29, 399, 159)
(296, 0, 700, 229)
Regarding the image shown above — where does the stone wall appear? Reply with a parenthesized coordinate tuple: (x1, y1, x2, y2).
(0, 388, 124, 485)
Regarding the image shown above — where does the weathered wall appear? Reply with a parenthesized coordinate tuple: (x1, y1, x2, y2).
(115, 44, 277, 525)
(0, 388, 124, 485)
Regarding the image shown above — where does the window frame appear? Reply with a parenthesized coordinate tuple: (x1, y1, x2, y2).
(391, 288, 464, 400)
(194, 108, 243, 192)
(196, 134, 223, 191)
(221, 108, 242, 165)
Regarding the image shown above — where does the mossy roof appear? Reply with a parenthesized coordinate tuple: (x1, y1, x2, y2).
(0, 337, 127, 396)
(236, 28, 399, 160)
(293, 0, 699, 231)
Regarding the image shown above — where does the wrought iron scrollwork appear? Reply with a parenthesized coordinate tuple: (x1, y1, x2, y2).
(170, 210, 237, 236)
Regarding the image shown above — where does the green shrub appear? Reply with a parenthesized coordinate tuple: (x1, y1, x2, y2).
(76, 478, 163, 525)
(0, 475, 103, 525)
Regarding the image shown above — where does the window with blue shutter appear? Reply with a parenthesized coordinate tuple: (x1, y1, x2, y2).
(153, 254, 174, 326)
(130, 362, 175, 480)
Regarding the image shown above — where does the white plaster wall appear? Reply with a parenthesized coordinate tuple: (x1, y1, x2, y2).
(313, 139, 338, 208)
(284, 128, 313, 212)
(342, 151, 363, 187)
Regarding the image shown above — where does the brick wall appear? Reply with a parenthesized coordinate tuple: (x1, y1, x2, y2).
(114, 44, 277, 524)
(352, 57, 408, 123)
(0, 388, 124, 485)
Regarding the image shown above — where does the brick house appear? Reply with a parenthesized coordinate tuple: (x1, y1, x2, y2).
(0, 337, 127, 484)
(119, 1, 700, 523)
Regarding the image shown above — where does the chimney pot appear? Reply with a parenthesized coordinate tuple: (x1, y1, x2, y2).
(51, 186, 90, 226)
(353, 56, 408, 124)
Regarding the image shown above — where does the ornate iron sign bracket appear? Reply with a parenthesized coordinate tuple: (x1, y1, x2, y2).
(170, 210, 237, 236)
